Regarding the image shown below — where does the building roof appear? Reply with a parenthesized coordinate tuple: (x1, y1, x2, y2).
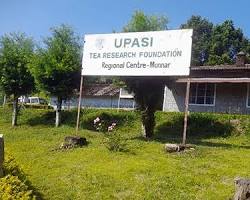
(175, 56, 250, 82)
(176, 77, 250, 83)
(191, 64, 250, 71)
(83, 84, 120, 97)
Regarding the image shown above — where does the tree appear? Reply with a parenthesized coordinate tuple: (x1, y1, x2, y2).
(181, 17, 250, 66)
(30, 25, 81, 127)
(0, 33, 35, 126)
(123, 11, 168, 32)
(207, 20, 250, 65)
(180, 15, 213, 66)
(122, 11, 168, 138)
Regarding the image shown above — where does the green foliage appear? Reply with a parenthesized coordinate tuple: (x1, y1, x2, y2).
(207, 20, 249, 65)
(123, 10, 168, 32)
(0, 32, 35, 126)
(103, 130, 128, 152)
(29, 24, 81, 100)
(3, 155, 24, 178)
(122, 11, 168, 138)
(127, 78, 165, 137)
(0, 32, 35, 97)
(0, 155, 37, 200)
(155, 112, 250, 141)
(81, 109, 137, 131)
(0, 91, 4, 105)
(86, 111, 129, 152)
(181, 16, 250, 66)
(0, 175, 36, 200)
(29, 24, 82, 126)
(180, 15, 213, 66)
(6, 103, 53, 110)
(22, 104, 53, 110)
(189, 113, 233, 137)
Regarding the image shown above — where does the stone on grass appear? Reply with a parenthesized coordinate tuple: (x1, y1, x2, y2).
(233, 178, 250, 200)
(164, 143, 194, 153)
(64, 136, 88, 146)
(59, 136, 88, 150)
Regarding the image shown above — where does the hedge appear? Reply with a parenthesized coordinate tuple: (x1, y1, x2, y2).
(0, 155, 37, 200)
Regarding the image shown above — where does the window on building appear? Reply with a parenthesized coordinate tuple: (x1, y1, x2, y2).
(247, 84, 250, 107)
(189, 83, 215, 105)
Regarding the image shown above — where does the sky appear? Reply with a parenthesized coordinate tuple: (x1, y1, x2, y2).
(1, 0, 250, 43)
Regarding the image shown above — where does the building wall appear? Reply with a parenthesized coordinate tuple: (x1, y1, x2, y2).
(50, 96, 135, 110)
(163, 82, 250, 114)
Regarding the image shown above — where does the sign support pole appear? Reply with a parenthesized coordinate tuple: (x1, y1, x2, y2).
(182, 78, 190, 145)
(76, 75, 84, 134)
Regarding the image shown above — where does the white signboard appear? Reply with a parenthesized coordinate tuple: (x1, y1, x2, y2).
(82, 29, 193, 76)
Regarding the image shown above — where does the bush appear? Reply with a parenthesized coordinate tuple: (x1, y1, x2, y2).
(155, 111, 250, 140)
(84, 111, 129, 152)
(103, 131, 128, 152)
(81, 109, 137, 131)
(22, 104, 53, 110)
(6, 103, 53, 110)
(3, 155, 24, 178)
(0, 155, 37, 200)
(0, 175, 36, 200)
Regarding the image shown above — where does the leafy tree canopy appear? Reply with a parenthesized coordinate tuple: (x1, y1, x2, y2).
(0, 32, 35, 97)
(0, 32, 35, 126)
(30, 24, 82, 99)
(123, 10, 168, 32)
(30, 24, 82, 127)
(180, 15, 213, 66)
(207, 20, 250, 65)
(181, 16, 250, 66)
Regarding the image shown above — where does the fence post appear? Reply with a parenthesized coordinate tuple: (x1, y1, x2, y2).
(0, 134, 4, 177)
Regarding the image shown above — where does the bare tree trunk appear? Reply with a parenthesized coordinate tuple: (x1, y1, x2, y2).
(141, 123, 146, 137)
(141, 108, 155, 138)
(3, 95, 6, 107)
(55, 97, 62, 127)
(12, 97, 18, 127)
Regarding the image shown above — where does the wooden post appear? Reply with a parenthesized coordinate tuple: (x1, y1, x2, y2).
(0, 134, 4, 177)
(182, 79, 190, 145)
(76, 76, 84, 134)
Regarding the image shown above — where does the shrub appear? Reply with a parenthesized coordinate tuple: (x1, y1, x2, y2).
(91, 114, 128, 152)
(155, 111, 250, 140)
(103, 129, 128, 152)
(6, 103, 53, 110)
(0, 175, 36, 200)
(3, 155, 24, 178)
(0, 155, 37, 200)
(81, 109, 137, 131)
(22, 104, 53, 110)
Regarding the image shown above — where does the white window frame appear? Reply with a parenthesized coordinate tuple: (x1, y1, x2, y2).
(246, 83, 250, 108)
(189, 83, 216, 106)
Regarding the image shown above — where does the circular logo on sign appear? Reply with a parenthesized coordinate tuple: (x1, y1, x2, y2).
(95, 38, 105, 50)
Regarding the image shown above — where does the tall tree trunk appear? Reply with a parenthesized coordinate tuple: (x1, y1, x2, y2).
(141, 108, 155, 138)
(12, 97, 18, 127)
(55, 97, 62, 127)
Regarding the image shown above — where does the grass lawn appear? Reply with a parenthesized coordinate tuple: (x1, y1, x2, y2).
(0, 107, 250, 199)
